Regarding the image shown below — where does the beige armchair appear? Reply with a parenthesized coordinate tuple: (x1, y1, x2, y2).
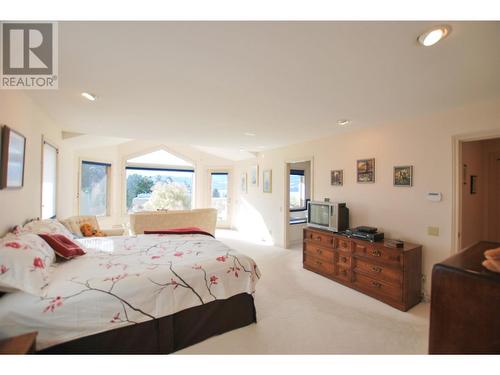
(61, 216, 125, 237)
(129, 209, 217, 236)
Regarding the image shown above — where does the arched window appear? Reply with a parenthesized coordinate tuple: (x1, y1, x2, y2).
(125, 149, 194, 212)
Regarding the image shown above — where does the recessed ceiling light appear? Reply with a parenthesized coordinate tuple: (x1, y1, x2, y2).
(337, 119, 350, 126)
(81, 92, 97, 101)
(239, 149, 246, 152)
(244, 132, 256, 136)
(418, 26, 451, 47)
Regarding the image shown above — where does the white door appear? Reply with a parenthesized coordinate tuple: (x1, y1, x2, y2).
(209, 171, 232, 228)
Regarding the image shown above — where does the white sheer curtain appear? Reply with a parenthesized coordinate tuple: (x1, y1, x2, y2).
(42, 142, 57, 219)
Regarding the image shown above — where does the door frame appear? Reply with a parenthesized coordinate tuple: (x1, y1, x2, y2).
(207, 168, 233, 229)
(452, 129, 500, 254)
(283, 156, 314, 249)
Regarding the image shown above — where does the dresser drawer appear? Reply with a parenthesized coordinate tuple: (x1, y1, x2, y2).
(337, 237, 352, 252)
(354, 258, 402, 284)
(353, 241, 402, 266)
(336, 252, 352, 267)
(304, 255, 334, 276)
(335, 265, 351, 282)
(305, 230, 335, 248)
(304, 243, 334, 262)
(353, 273, 402, 301)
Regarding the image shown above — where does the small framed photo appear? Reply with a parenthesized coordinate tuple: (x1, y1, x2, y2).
(357, 158, 375, 183)
(250, 165, 259, 186)
(331, 170, 343, 186)
(241, 172, 247, 193)
(263, 169, 272, 193)
(1, 125, 27, 189)
(394, 165, 413, 187)
(470, 175, 477, 194)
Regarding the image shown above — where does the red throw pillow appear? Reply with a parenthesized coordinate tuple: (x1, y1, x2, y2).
(38, 234, 86, 259)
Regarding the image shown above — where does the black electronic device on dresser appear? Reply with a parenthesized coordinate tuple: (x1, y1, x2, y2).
(341, 226, 385, 242)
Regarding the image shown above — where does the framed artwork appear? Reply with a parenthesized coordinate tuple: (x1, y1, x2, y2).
(240, 172, 247, 193)
(331, 170, 343, 186)
(470, 175, 477, 194)
(357, 158, 375, 183)
(250, 164, 259, 186)
(394, 165, 413, 187)
(1, 126, 26, 189)
(263, 169, 272, 193)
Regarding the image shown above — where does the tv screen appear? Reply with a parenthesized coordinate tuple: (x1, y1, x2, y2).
(309, 203, 330, 227)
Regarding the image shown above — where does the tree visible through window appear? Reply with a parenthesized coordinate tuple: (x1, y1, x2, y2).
(125, 150, 194, 212)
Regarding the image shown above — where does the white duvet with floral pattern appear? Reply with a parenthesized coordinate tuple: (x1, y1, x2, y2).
(0, 234, 260, 350)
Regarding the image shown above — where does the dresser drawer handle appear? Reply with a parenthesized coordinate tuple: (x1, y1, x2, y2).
(340, 269, 347, 275)
(371, 266, 382, 273)
(340, 257, 347, 263)
(316, 249, 323, 255)
(315, 236, 321, 241)
(316, 261, 322, 266)
(371, 281, 382, 288)
(371, 250, 382, 257)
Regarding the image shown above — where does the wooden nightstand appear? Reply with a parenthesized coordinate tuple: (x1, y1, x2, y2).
(0, 332, 37, 354)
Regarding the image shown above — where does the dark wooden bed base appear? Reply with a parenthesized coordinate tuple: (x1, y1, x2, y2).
(38, 293, 256, 354)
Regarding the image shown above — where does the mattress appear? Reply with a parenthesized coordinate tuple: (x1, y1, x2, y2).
(0, 233, 260, 350)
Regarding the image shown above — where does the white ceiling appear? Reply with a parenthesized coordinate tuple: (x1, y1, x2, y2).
(27, 21, 500, 159)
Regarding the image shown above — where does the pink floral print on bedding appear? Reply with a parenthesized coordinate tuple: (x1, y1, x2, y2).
(0, 233, 55, 296)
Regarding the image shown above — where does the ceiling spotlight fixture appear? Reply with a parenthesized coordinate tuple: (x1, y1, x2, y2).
(337, 119, 350, 126)
(418, 25, 451, 47)
(244, 132, 256, 136)
(81, 92, 97, 101)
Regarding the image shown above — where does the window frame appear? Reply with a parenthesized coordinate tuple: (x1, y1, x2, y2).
(78, 159, 112, 217)
(289, 169, 307, 212)
(121, 147, 198, 216)
(125, 165, 195, 212)
(40, 136, 59, 219)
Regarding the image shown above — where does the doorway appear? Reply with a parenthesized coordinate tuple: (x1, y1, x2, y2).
(459, 137, 500, 250)
(284, 160, 312, 248)
(208, 170, 232, 228)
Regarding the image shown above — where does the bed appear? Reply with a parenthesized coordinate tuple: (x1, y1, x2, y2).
(0, 232, 260, 354)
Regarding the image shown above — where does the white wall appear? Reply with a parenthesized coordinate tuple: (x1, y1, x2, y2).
(0, 91, 72, 235)
(233, 97, 500, 295)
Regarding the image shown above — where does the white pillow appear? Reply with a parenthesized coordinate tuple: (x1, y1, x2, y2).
(0, 233, 56, 296)
(21, 219, 75, 239)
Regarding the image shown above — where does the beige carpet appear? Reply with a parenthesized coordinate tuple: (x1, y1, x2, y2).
(177, 230, 430, 354)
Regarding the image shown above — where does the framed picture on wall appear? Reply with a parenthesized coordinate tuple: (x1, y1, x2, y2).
(241, 172, 248, 193)
(0, 125, 27, 189)
(357, 158, 375, 183)
(394, 165, 413, 187)
(331, 170, 343, 186)
(263, 169, 272, 193)
(250, 164, 259, 186)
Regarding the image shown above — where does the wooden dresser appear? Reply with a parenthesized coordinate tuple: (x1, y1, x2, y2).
(0, 332, 37, 354)
(303, 227, 422, 311)
(428, 241, 500, 354)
